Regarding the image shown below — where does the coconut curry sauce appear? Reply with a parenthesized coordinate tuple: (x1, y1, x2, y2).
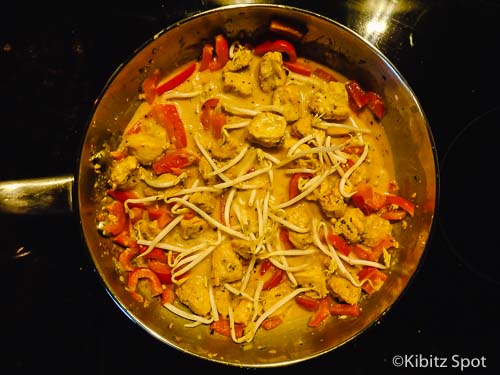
(95, 34, 416, 343)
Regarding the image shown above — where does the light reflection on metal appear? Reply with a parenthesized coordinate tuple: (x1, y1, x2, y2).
(361, 0, 399, 45)
(14, 246, 31, 259)
(210, 0, 275, 5)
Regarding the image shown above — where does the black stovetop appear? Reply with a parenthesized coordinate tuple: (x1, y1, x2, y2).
(1, 1, 499, 374)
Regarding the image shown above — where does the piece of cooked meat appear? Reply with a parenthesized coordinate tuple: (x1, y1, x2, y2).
(223, 71, 254, 96)
(327, 274, 361, 305)
(309, 81, 350, 120)
(258, 51, 287, 93)
(175, 275, 211, 316)
(333, 207, 366, 243)
(272, 84, 303, 122)
(123, 118, 169, 165)
(247, 112, 287, 148)
(293, 265, 328, 299)
(285, 203, 313, 249)
(211, 242, 244, 286)
(225, 47, 253, 72)
(109, 155, 139, 190)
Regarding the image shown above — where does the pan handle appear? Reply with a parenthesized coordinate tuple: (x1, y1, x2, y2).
(0, 175, 74, 215)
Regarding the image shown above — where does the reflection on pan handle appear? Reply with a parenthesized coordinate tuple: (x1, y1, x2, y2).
(0, 175, 74, 215)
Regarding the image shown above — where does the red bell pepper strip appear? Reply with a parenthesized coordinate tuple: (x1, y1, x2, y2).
(107, 189, 145, 208)
(351, 234, 396, 262)
(289, 173, 314, 199)
(102, 201, 127, 236)
(147, 259, 172, 284)
(113, 230, 137, 248)
(295, 294, 320, 311)
(147, 204, 173, 229)
(260, 261, 284, 290)
(313, 67, 338, 82)
(345, 81, 369, 109)
(209, 34, 229, 71)
(141, 68, 160, 104)
(199, 34, 229, 72)
(161, 284, 175, 304)
(283, 61, 311, 76)
(365, 91, 385, 120)
(210, 318, 244, 338)
(358, 267, 388, 294)
(326, 233, 352, 256)
(345, 80, 386, 120)
(308, 297, 331, 327)
(330, 303, 361, 317)
(152, 104, 187, 149)
(384, 194, 415, 217)
(262, 316, 283, 330)
(155, 62, 197, 96)
(152, 149, 199, 175)
(126, 267, 163, 303)
(139, 245, 168, 263)
(351, 183, 387, 215)
(279, 227, 294, 250)
(259, 258, 272, 275)
(118, 247, 139, 272)
(254, 39, 297, 62)
(200, 98, 226, 138)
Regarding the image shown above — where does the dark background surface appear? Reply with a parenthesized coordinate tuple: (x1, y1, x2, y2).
(1, 1, 499, 373)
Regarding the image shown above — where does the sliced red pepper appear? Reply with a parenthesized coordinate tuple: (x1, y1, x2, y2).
(380, 209, 407, 221)
(147, 204, 173, 229)
(152, 104, 187, 149)
(126, 267, 163, 303)
(357, 267, 388, 294)
(262, 316, 283, 330)
(345, 80, 386, 120)
(279, 227, 294, 250)
(326, 233, 352, 256)
(156, 61, 196, 96)
(308, 297, 331, 327)
(118, 247, 139, 272)
(295, 294, 320, 311)
(345, 81, 369, 110)
(254, 39, 297, 62)
(313, 67, 338, 82)
(113, 230, 136, 248)
(141, 68, 160, 104)
(259, 259, 272, 275)
(283, 61, 311, 76)
(384, 194, 415, 217)
(261, 262, 284, 291)
(152, 149, 199, 175)
(161, 284, 175, 304)
(330, 303, 361, 317)
(289, 173, 314, 199)
(148, 260, 172, 284)
(107, 189, 145, 208)
(139, 245, 168, 263)
(365, 91, 385, 120)
(351, 183, 387, 215)
(209, 34, 229, 71)
(210, 318, 244, 338)
(199, 44, 214, 71)
(102, 201, 127, 236)
(200, 98, 226, 138)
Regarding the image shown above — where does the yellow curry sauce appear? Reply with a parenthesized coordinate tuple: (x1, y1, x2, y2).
(96, 34, 415, 343)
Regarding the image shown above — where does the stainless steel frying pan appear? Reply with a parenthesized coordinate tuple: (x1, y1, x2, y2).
(0, 4, 437, 368)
